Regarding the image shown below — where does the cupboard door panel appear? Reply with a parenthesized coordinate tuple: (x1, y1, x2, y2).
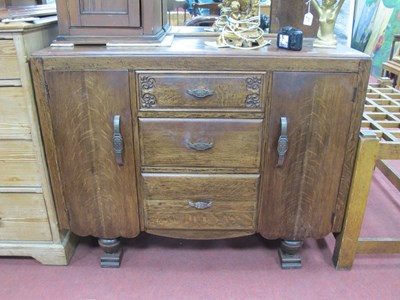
(69, 0, 141, 27)
(259, 72, 357, 239)
(45, 70, 139, 238)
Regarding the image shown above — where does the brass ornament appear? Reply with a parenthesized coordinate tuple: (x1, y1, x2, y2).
(311, 0, 345, 48)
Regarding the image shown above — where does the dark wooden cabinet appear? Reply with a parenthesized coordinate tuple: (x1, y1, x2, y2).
(31, 37, 371, 268)
(55, 0, 168, 43)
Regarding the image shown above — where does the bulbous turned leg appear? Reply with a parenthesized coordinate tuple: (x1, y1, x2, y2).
(98, 238, 123, 268)
(278, 240, 303, 269)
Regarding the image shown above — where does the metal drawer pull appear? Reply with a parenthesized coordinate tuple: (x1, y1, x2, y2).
(277, 116, 288, 168)
(188, 201, 213, 210)
(112, 115, 124, 166)
(186, 88, 214, 99)
(186, 141, 214, 151)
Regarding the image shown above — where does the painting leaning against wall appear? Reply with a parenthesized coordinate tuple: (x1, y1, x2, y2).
(352, 0, 400, 77)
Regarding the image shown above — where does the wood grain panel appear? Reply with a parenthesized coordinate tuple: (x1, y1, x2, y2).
(44, 70, 140, 238)
(142, 173, 259, 201)
(143, 174, 258, 231)
(0, 39, 19, 80)
(258, 72, 357, 240)
(0, 87, 31, 139)
(270, 0, 319, 37)
(81, 0, 128, 13)
(0, 140, 41, 187)
(0, 193, 47, 219)
(147, 229, 255, 240)
(0, 219, 52, 241)
(139, 118, 263, 168)
(136, 71, 265, 111)
(69, 0, 140, 27)
(0, 193, 50, 242)
(146, 210, 255, 230)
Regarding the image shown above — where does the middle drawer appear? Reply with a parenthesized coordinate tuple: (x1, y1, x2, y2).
(139, 118, 263, 168)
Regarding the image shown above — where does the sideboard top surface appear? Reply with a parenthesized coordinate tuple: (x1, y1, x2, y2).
(33, 36, 370, 59)
(32, 37, 370, 74)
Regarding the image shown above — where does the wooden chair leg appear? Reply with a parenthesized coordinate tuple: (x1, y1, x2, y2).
(332, 131, 380, 270)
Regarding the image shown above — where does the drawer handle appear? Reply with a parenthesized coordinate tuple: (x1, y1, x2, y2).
(186, 88, 214, 99)
(188, 201, 213, 210)
(277, 116, 288, 168)
(186, 141, 214, 151)
(112, 115, 124, 166)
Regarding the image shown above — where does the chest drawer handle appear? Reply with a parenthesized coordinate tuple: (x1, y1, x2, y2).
(186, 141, 214, 151)
(186, 88, 214, 99)
(277, 116, 288, 168)
(112, 115, 124, 166)
(188, 201, 213, 210)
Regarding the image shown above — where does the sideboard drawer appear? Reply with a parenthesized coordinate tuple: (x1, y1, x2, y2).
(139, 118, 263, 168)
(137, 71, 265, 110)
(0, 40, 20, 80)
(143, 173, 259, 230)
(0, 193, 52, 241)
(0, 140, 41, 187)
(0, 87, 31, 138)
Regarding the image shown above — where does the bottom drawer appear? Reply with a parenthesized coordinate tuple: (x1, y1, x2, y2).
(0, 193, 52, 241)
(143, 173, 259, 230)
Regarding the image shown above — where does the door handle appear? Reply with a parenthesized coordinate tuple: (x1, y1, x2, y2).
(112, 115, 124, 166)
(276, 116, 288, 168)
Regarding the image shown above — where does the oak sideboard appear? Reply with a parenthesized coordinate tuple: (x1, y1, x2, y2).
(31, 36, 371, 268)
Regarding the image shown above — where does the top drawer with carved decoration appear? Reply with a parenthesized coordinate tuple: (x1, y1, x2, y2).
(136, 71, 266, 111)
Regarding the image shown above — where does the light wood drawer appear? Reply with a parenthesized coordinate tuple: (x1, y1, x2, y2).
(0, 140, 41, 187)
(143, 173, 259, 230)
(0, 193, 52, 241)
(139, 118, 263, 168)
(0, 87, 31, 139)
(0, 39, 20, 80)
(137, 71, 265, 110)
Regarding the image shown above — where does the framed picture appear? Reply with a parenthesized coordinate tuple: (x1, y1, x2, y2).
(352, 0, 400, 77)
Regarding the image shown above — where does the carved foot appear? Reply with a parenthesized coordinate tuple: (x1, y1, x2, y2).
(278, 240, 303, 269)
(98, 238, 123, 268)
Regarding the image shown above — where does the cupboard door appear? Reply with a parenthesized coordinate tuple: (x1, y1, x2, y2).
(69, 0, 141, 28)
(44, 70, 140, 238)
(259, 72, 357, 240)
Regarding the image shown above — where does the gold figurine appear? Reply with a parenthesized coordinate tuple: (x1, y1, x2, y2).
(311, 0, 345, 48)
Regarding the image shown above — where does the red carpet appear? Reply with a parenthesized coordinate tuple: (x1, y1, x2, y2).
(1, 166, 399, 300)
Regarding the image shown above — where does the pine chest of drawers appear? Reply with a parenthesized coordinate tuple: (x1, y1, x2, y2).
(31, 36, 371, 268)
(0, 22, 77, 265)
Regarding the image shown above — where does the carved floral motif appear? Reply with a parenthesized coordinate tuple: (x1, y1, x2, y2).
(245, 76, 262, 108)
(246, 76, 262, 91)
(140, 75, 156, 90)
(139, 75, 157, 108)
(245, 94, 261, 108)
(141, 93, 156, 108)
